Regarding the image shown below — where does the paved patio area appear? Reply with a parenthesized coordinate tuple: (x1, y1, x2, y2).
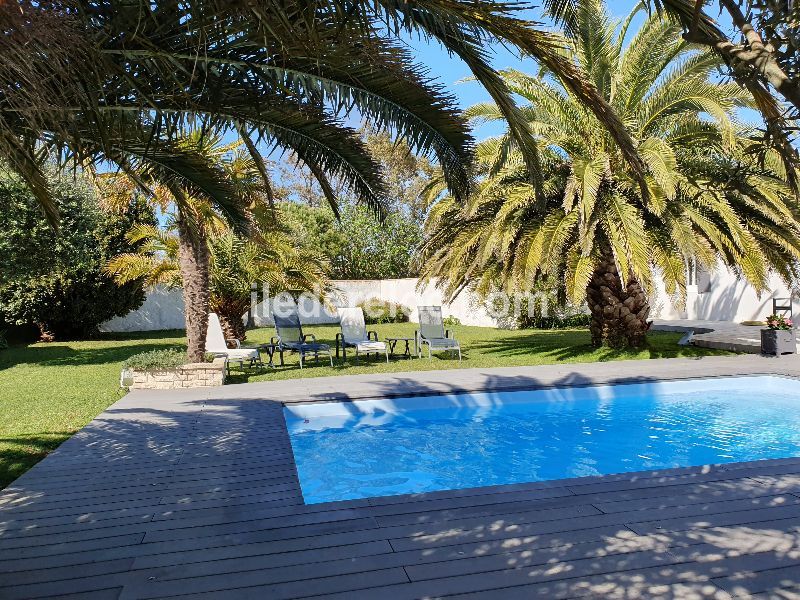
(652, 319, 768, 354)
(3, 355, 800, 599)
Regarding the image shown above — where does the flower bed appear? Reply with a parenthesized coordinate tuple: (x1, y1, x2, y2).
(121, 349, 226, 390)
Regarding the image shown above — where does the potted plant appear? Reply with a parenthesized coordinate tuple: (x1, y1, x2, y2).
(761, 314, 796, 356)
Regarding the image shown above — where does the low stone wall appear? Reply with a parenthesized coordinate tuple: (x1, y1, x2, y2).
(129, 358, 226, 390)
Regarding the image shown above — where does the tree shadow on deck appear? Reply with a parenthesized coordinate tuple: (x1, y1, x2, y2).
(1, 371, 799, 598)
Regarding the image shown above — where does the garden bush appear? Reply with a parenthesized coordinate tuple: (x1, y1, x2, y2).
(443, 315, 462, 327)
(489, 289, 591, 330)
(123, 349, 188, 370)
(122, 349, 215, 370)
(0, 169, 156, 340)
(357, 298, 411, 324)
(520, 312, 592, 330)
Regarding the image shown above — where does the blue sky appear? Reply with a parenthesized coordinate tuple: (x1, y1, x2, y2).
(255, 1, 749, 185)
(403, 1, 749, 139)
(408, 1, 644, 114)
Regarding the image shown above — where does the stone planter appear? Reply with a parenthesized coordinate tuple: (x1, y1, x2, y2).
(760, 328, 796, 356)
(122, 358, 227, 390)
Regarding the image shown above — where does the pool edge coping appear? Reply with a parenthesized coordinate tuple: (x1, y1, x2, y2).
(276, 364, 800, 506)
(274, 366, 800, 406)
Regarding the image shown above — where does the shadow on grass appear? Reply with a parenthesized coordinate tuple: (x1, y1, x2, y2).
(93, 329, 186, 342)
(471, 330, 728, 362)
(0, 432, 73, 489)
(0, 340, 187, 370)
(225, 348, 470, 384)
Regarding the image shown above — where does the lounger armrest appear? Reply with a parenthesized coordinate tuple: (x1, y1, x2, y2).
(367, 330, 378, 341)
(226, 338, 241, 349)
(271, 336, 281, 347)
(303, 333, 317, 343)
(335, 332, 344, 349)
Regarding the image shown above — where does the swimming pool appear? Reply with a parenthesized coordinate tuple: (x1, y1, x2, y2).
(284, 375, 800, 504)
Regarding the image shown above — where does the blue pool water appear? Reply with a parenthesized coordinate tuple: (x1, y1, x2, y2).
(284, 376, 800, 504)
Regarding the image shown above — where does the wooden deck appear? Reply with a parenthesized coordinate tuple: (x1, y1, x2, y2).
(3, 355, 800, 599)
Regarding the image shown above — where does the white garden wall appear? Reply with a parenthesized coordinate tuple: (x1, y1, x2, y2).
(100, 278, 500, 332)
(251, 278, 497, 327)
(100, 267, 799, 333)
(100, 285, 186, 332)
(650, 261, 798, 324)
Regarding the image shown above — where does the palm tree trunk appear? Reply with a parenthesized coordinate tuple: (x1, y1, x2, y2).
(586, 248, 650, 349)
(213, 299, 249, 342)
(176, 216, 210, 363)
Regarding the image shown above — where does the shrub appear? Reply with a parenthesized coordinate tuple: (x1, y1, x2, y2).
(122, 349, 215, 370)
(488, 296, 591, 330)
(522, 312, 592, 329)
(0, 169, 156, 340)
(123, 349, 188, 370)
(282, 202, 422, 280)
(357, 298, 411, 324)
(443, 315, 462, 327)
(493, 286, 591, 330)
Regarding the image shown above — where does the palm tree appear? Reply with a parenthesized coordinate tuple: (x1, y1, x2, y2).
(648, 1, 800, 113)
(419, 0, 800, 348)
(106, 222, 330, 343)
(4, 0, 663, 357)
(548, 0, 800, 177)
(101, 129, 330, 360)
(98, 131, 252, 361)
(2, 0, 655, 225)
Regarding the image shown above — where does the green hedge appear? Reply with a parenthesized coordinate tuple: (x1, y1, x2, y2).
(356, 298, 412, 324)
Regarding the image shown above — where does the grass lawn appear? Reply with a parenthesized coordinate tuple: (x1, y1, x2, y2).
(0, 324, 731, 489)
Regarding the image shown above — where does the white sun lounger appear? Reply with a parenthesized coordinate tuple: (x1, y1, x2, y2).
(336, 307, 389, 362)
(205, 313, 261, 372)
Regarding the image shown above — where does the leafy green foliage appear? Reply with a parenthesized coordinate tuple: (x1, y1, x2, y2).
(420, 1, 800, 313)
(275, 129, 437, 217)
(357, 298, 412, 324)
(442, 315, 462, 327)
(516, 306, 591, 330)
(107, 220, 330, 340)
(0, 169, 156, 340)
(282, 202, 422, 280)
(272, 130, 431, 280)
(2, 0, 508, 221)
(122, 349, 192, 370)
(764, 314, 794, 331)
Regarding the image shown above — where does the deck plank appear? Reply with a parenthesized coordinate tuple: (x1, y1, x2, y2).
(3, 357, 800, 598)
